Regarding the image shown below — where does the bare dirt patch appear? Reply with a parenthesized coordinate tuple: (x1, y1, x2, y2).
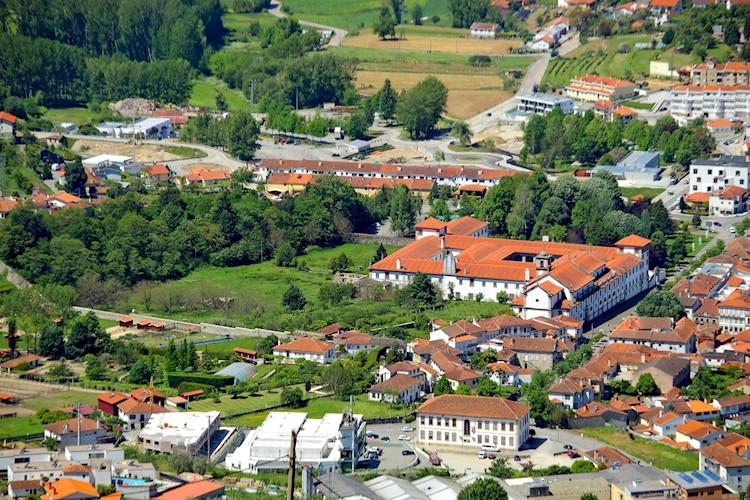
(71, 140, 185, 163)
(365, 145, 429, 163)
(473, 125, 525, 151)
(355, 71, 510, 119)
(343, 33, 521, 55)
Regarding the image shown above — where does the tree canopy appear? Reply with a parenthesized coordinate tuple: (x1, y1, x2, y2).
(458, 478, 508, 500)
(635, 289, 684, 319)
(396, 76, 448, 139)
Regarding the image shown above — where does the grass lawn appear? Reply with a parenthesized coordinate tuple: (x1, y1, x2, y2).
(580, 427, 698, 471)
(0, 415, 44, 440)
(190, 77, 251, 112)
(621, 187, 664, 200)
(281, 0, 451, 30)
(189, 388, 290, 416)
(622, 100, 655, 111)
(224, 393, 409, 427)
(21, 390, 100, 413)
(99, 319, 119, 330)
(222, 11, 278, 41)
(42, 107, 121, 127)
(2, 166, 52, 196)
(163, 146, 208, 159)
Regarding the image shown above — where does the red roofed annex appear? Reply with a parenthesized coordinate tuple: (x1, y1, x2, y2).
(370, 218, 655, 322)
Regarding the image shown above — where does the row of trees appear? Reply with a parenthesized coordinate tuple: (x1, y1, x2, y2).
(179, 111, 261, 160)
(0, 0, 223, 63)
(0, 34, 194, 105)
(522, 110, 715, 169)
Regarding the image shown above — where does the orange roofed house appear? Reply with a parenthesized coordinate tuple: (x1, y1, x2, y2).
(272, 337, 336, 364)
(185, 166, 232, 185)
(416, 394, 531, 451)
(566, 75, 637, 102)
(371, 219, 655, 323)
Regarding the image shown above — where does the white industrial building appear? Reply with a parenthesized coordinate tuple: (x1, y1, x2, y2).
(82, 154, 133, 168)
(138, 411, 221, 456)
(226, 411, 366, 474)
(689, 156, 750, 195)
(95, 118, 173, 139)
(517, 93, 574, 115)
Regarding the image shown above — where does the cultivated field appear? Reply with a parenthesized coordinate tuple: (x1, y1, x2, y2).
(190, 77, 251, 112)
(342, 32, 521, 56)
(355, 71, 511, 119)
(280, 0, 451, 30)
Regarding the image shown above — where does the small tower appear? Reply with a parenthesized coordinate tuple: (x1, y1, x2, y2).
(534, 249, 551, 277)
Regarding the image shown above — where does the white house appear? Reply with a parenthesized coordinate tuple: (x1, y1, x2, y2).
(416, 395, 530, 450)
(652, 412, 685, 437)
(675, 420, 725, 450)
(368, 374, 422, 405)
(273, 337, 336, 363)
(64, 444, 124, 465)
(548, 379, 594, 410)
(117, 399, 171, 431)
(469, 22, 499, 39)
(139, 411, 221, 455)
(0, 448, 51, 479)
(701, 437, 750, 492)
(43, 418, 109, 448)
(0, 111, 18, 139)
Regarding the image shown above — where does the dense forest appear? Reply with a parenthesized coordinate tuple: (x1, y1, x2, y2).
(0, 0, 223, 105)
(0, 177, 386, 289)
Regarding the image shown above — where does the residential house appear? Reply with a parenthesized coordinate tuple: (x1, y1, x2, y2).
(139, 411, 220, 455)
(700, 433, 750, 492)
(710, 186, 749, 215)
(728, 379, 750, 395)
(8, 479, 43, 498)
(44, 418, 109, 448)
(97, 392, 128, 417)
(558, 0, 596, 8)
(154, 479, 224, 500)
(0, 354, 44, 373)
(130, 388, 166, 406)
(142, 163, 171, 184)
(414, 216, 489, 240)
(272, 337, 336, 363)
(469, 22, 499, 39)
(676, 420, 726, 449)
(368, 374, 422, 405)
(565, 75, 637, 102)
(337, 331, 378, 354)
(574, 402, 630, 427)
(609, 317, 697, 353)
(64, 444, 124, 465)
(652, 411, 686, 437)
(712, 395, 750, 417)
(504, 337, 562, 371)
(0, 198, 18, 218)
(40, 478, 103, 500)
(679, 61, 750, 86)
(0, 111, 17, 139)
(719, 289, 750, 333)
(649, 0, 682, 15)
(707, 118, 744, 135)
(185, 166, 232, 185)
(671, 87, 750, 124)
(632, 356, 691, 394)
(117, 399, 171, 431)
(0, 448, 51, 480)
(234, 347, 256, 363)
(485, 362, 520, 386)
(444, 366, 481, 390)
(519, 93, 576, 114)
(548, 379, 594, 410)
(416, 395, 530, 450)
(408, 339, 463, 365)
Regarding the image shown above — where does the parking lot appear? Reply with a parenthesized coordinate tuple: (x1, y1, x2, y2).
(359, 423, 423, 470)
(397, 428, 583, 475)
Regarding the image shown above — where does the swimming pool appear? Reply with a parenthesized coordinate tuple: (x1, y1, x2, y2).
(114, 477, 154, 486)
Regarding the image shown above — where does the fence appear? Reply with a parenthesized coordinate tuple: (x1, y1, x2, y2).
(350, 233, 413, 247)
(0, 260, 31, 289)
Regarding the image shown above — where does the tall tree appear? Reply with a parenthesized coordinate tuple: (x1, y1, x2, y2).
(7, 317, 17, 353)
(391, 0, 405, 24)
(448, 0, 490, 28)
(412, 4, 423, 25)
(379, 79, 397, 122)
(636, 373, 659, 396)
(283, 284, 307, 311)
(64, 158, 87, 197)
(434, 375, 453, 396)
(635, 289, 683, 319)
(451, 120, 472, 146)
(389, 184, 419, 236)
(374, 5, 396, 39)
(458, 478, 508, 500)
(396, 76, 448, 139)
(38, 325, 65, 359)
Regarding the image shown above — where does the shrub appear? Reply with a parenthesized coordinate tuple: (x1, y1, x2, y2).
(166, 372, 234, 389)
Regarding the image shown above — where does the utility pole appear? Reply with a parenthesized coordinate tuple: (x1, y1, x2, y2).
(287, 430, 297, 500)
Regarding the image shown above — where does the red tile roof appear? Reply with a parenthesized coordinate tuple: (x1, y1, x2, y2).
(417, 394, 529, 419)
(416, 217, 448, 230)
(273, 337, 334, 354)
(98, 392, 128, 406)
(42, 478, 98, 500)
(616, 234, 651, 247)
(370, 373, 421, 393)
(155, 480, 224, 500)
(146, 163, 170, 176)
(650, 0, 680, 7)
(0, 111, 18, 124)
(44, 417, 100, 435)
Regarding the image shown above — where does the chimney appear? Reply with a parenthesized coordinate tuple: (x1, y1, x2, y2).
(525, 268, 530, 282)
(318, 161, 322, 166)
(396, 258, 402, 269)
(641, 354, 646, 363)
(607, 358, 611, 368)
(441, 236, 446, 250)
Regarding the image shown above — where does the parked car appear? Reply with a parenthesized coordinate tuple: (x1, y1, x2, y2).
(366, 432, 379, 439)
(567, 450, 579, 458)
(731, 226, 737, 233)
(398, 435, 411, 441)
(402, 449, 415, 456)
(478, 451, 487, 459)
(514, 455, 521, 461)
(563, 444, 573, 450)
(381, 436, 390, 441)
(487, 453, 497, 460)
(401, 426, 414, 432)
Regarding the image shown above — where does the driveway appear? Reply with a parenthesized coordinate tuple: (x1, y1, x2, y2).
(268, 1, 347, 48)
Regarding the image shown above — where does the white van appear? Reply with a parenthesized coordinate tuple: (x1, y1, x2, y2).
(477, 450, 487, 459)
(481, 444, 499, 452)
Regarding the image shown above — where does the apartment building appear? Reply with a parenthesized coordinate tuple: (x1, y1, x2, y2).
(679, 61, 750, 86)
(518, 93, 575, 115)
(670, 85, 750, 123)
(565, 75, 637, 102)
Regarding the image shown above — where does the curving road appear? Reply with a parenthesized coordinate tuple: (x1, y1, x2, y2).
(268, 1, 347, 48)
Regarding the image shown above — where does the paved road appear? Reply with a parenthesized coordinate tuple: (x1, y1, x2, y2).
(465, 54, 551, 134)
(557, 33, 580, 57)
(268, 1, 347, 48)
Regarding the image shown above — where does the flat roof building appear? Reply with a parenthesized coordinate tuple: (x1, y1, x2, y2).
(518, 93, 574, 115)
(138, 411, 220, 456)
(226, 411, 365, 473)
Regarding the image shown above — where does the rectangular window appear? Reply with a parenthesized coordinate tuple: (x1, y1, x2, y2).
(453, 418, 457, 427)
(501, 422, 506, 431)
(437, 431, 442, 441)
(437, 418, 441, 426)
(501, 436, 506, 446)
(429, 431, 433, 440)
(509, 423, 514, 431)
(478, 421, 482, 430)
(453, 432, 457, 442)
(493, 422, 497, 431)
(421, 416, 425, 425)
(420, 430, 425, 439)
(509, 437, 514, 447)
(429, 417, 433, 425)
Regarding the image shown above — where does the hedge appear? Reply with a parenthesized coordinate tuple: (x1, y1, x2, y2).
(166, 372, 234, 389)
(176, 381, 215, 395)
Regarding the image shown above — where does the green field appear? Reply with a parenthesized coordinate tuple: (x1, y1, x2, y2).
(622, 100, 655, 111)
(281, 0, 450, 30)
(42, 107, 122, 127)
(1, 166, 52, 197)
(190, 77, 252, 112)
(581, 427, 698, 471)
(0, 415, 44, 440)
(543, 37, 700, 86)
(21, 390, 100, 413)
(224, 393, 409, 427)
(222, 11, 278, 41)
(621, 187, 664, 200)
